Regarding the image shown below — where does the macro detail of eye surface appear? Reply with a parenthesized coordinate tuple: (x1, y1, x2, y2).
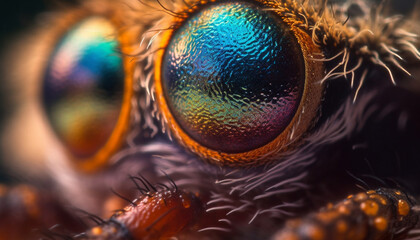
(161, 2, 305, 153)
(155, 0, 324, 165)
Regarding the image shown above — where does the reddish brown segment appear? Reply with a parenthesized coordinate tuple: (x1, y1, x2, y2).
(85, 188, 204, 240)
(273, 188, 419, 240)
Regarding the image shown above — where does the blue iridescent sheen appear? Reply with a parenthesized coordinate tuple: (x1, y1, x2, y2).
(43, 17, 124, 158)
(162, 2, 305, 153)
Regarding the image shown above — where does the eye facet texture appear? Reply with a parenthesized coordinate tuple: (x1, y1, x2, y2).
(42, 17, 124, 158)
(162, 2, 305, 153)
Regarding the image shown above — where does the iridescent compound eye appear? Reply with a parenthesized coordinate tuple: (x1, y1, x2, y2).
(155, 1, 325, 166)
(42, 16, 133, 171)
(162, 2, 304, 153)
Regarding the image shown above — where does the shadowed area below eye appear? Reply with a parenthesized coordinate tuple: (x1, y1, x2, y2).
(162, 2, 305, 153)
(42, 17, 124, 158)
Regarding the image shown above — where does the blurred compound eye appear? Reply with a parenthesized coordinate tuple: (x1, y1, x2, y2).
(42, 16, 133, 171)
(155, 1, 325, 166)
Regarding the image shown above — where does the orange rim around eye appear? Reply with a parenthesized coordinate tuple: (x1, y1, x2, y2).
(40, 10, 134, 172)
(154, 2, 325, 167)
(76, 27, 134, 172)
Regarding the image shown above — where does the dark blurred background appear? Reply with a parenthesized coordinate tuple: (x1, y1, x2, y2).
(0, 0, 54, 182)
(0, 1, 48, 46)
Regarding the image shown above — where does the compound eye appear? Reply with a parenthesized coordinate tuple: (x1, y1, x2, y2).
(163, 2, 304, 153)
(42, 17, 132, 171)
(155, 1, 324, 166)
